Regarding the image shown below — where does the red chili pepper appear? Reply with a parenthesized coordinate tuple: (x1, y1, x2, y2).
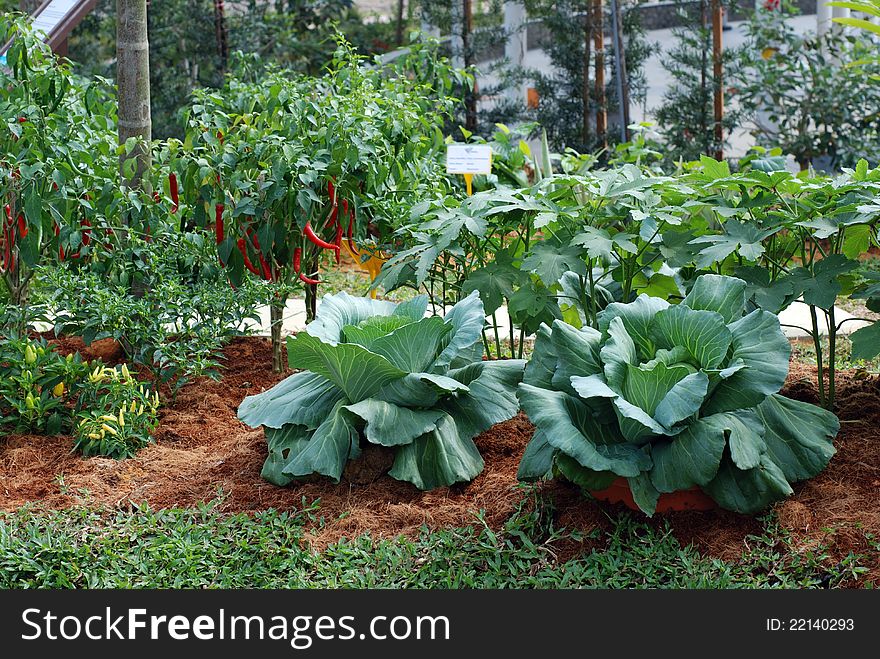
(153, 190, 160, 203)
(247, 228, 273, 281)
(18, 215, 27, 239)
(169, 173, 179, 213)
(3, 204, 12, 227)
(18, 117, 26, 123)
(342, 199, 354, 241)
(237, 238, 261, 276)
(304, 221, 337, 251)
(334, 223, 343, 265)
(293, 247, 302, 273)
(215, 204, 225, 244)
(299, 272, 320, 285)
(81, 219, 92, 246)
(217, 130, 224, 144)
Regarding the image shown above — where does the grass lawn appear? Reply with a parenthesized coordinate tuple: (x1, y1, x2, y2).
(0, 495, 871, 589)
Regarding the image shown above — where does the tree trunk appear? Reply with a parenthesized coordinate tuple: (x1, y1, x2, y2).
(395, 0, 406, 46)
(462, 0, 477, 132)
(593, 0, 606, 149)
(117, 0, 152, 188)
(582, 7, 593, 149)
(270, 297, 286, 373)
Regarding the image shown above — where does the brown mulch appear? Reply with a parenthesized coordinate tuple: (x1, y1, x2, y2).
(0, 337, 878, 583)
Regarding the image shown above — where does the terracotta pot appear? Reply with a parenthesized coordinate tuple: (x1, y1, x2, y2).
(590, 478, 717, 513)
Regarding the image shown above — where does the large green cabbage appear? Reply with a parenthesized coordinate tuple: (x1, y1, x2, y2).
(239, 291, 525, 489)
(517, 274, 838, 514)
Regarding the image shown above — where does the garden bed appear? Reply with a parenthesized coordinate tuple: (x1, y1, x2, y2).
(1, 336, 877, 583)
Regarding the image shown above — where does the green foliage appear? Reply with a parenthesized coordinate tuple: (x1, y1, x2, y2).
(0, 336, 89, 434)
(0, 501, 868, 588)
(238, 291, 525, 489)
(67, 0, 398, 139)
(73, 363, 160, 459)
(654, 0, 744, 163)
(517, 274, 839, 515)
(0, 335, 159, 458)
(43, 231, 265, 394)
(734, 7, 880, 170)
(522, 0, 653, 153)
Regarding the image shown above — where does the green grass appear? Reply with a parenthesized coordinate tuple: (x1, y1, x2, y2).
(0, 495, 869, 589)
(791, 335, 880, 373)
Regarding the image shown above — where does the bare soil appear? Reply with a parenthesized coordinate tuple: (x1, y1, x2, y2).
(1, 337, 877, 583)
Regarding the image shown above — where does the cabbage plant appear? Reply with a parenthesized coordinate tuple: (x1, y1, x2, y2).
(239, 291, 525, 489)
(517, 274, 838, 514)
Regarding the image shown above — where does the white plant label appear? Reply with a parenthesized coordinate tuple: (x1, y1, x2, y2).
(446, 144, 492, 175)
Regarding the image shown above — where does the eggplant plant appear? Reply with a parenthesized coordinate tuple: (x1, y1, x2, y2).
(517, 274, 839, 515)
(238, 291, 525, 489)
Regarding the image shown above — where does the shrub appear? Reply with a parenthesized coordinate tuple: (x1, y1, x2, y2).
(517, 274, 839, 514)
(239, 291, 524, 489)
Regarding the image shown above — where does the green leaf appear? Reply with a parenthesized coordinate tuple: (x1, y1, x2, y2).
(283, 403, 359, 482)
(598, 294, 670, 359)
(571, 226, 613, 259)
(342, 315, 413, 349)
(718, 410, 767, 470)
(627, 472, 660, 516)
(549, 321, 603, 392)
(651, 305, 732, 370)
(788, 254, 859, 310)
(432, 290, 486, 371)
(523, 324, 557, 388)
(703, 309, 790, 414)
(653, 372, 709, 429)
(377, 372, 469, 407)
(623, 362, 692, 417)
(702, 454, 793, 514)
(850, 321, 880, 361)
(238, 371, 345, 429)
(556, 453, 616, 490)
(650, 414, 729, 492)
(370, 316, 452, 372)
(518, 384, 651, 477)
(518, 430, 556, 481)
(756, 394, 838, 482)
(388, 414, 484, 489)
(508, 280, 563, 334)
(262, 425, 311, 486)
(700, 155, 731, 179)
(683, 274, 747, 324)
(441, 360, 525, 439)
(600, 316, 638, 390)
(286, 333, 406, 403)
(690, 220, 777, 269)
(393, 296, 429, 321)
(306, 292, 397, 343)
(521, 242, 587, 284)
(343, 399, 443, 447)
(462, 261, 526, 315)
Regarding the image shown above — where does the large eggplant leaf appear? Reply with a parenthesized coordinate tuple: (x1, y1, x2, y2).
(238, 371, 345, 429)
(261, 424, 311, 486)
(702, 454, 793, 515)
(306, 291, 397, 343)
(703, 309, 790, 414)
(342, 315, 414, 349)
(683, 274, 747, 324)
(370, 316, 452, 372)
(286, 332, 406, 403)
(651, 305, 732, 370)
(755, 394, 838, 482)
(518, 384, 651, 476)
(517, 429, 555, 481)
(388, 414, 484, 489)
(282, 403, 360, 482)
(343, 399, 443, 447)
(432, 290, 486, 371)
(440, 360, 526, 440)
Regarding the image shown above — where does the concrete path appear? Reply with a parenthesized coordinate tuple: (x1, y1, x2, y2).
(246, 293, 868, 340)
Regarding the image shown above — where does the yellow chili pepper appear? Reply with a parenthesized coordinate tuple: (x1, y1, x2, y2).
(52, 382, 65, 397)
(101, 423, 118, 436)
(25, 393, 35, 410)
(24, 345, 37, 365)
